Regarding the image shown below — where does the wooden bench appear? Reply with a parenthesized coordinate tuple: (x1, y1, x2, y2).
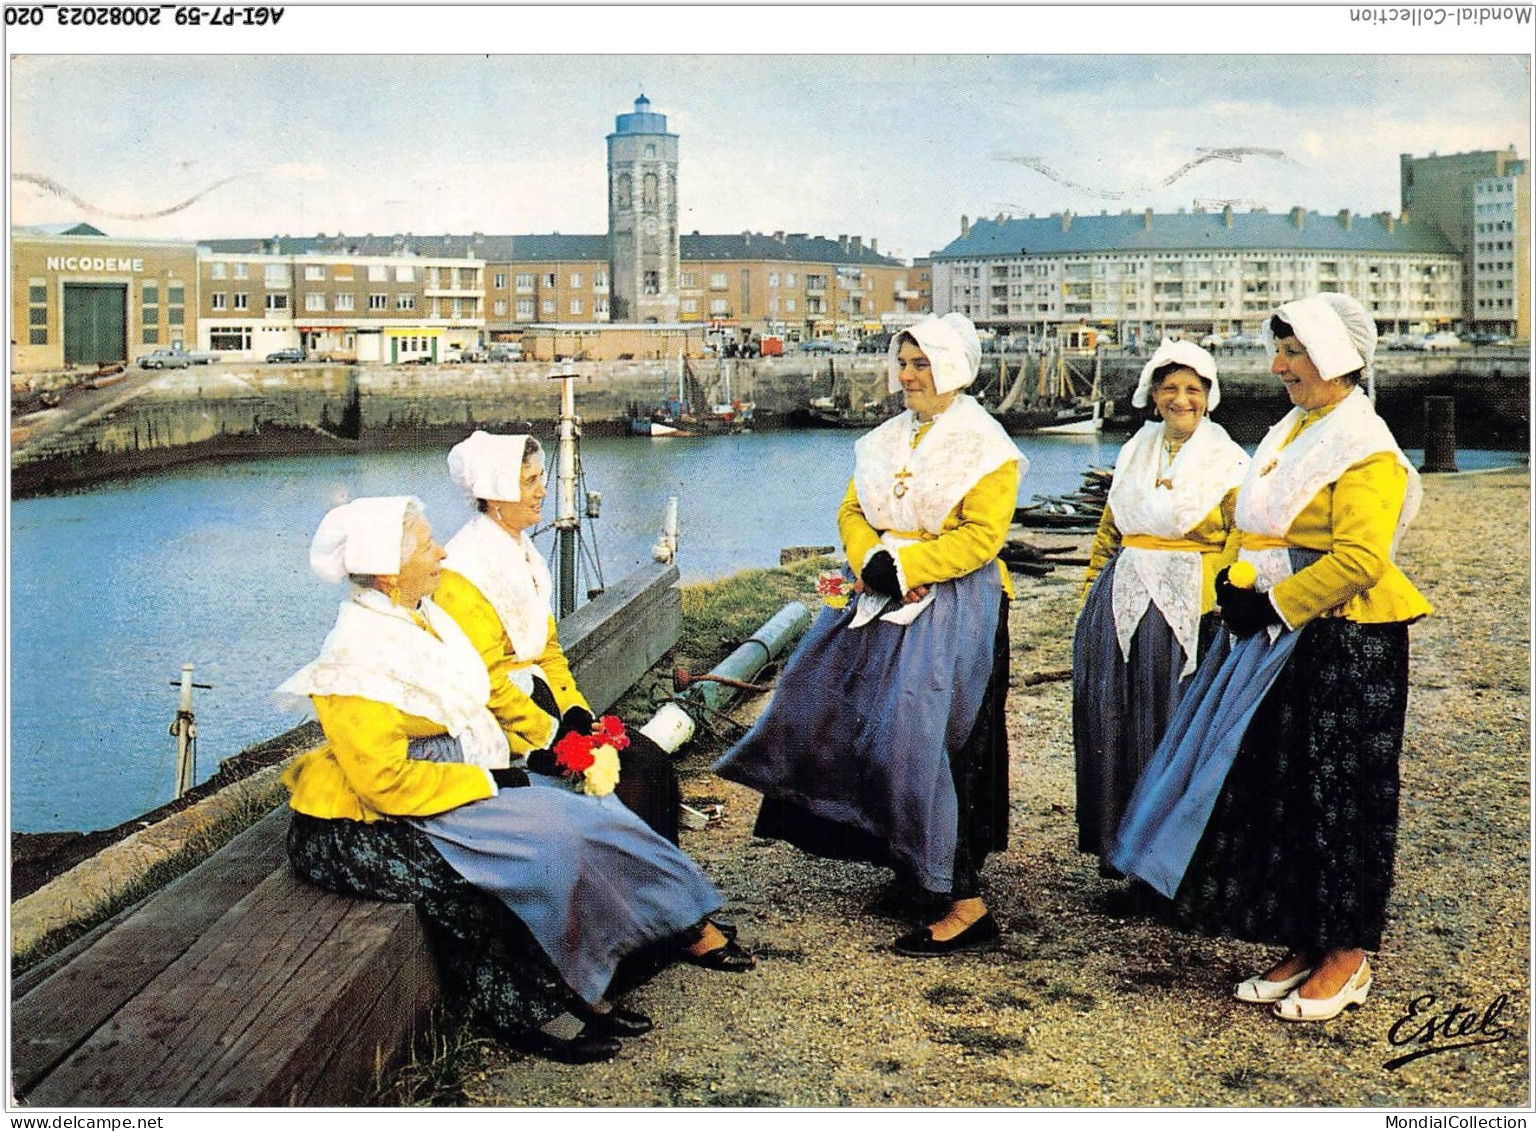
(12, 562, 682, 1107)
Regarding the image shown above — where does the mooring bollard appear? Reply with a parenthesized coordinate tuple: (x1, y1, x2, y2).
(1421, 395, 1459, 473)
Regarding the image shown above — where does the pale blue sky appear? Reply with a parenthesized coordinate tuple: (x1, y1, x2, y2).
(9, 37, 1530, 260)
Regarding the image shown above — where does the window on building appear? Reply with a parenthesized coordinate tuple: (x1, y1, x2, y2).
(28, 279, 46, 343)
(709, 298, 729, 315)
(211, 293, 228, 310)
(210, 262, 227, 280)
(31, 328, 48, 345)
(335, 293, 356, 311)
(541, 299, 555, 315)
(493, 299, 508, 316)
(168, 284, 184, 305)
(369, 265, 389, 282)
(333, 264, 354, 282)
(785, 273, 796, 287)
(494, 272, 506, 289)
(266, 293, 289, 310)
(209, 326, 252, 351)
(643, 270, 659, 295)
(645, 143, 656, 158)
(570, 272, 582, 288)
(594, 298, 608, 315)
(168, 306, 184, 326)
(570, 298, 583, 316)
(516, 299, 534, 319)
(143, 328, 159, 344)
(368, 293, 387, 310)
(785, 298, 796, 313)
(681, 273, 697, 289)
(396, 293, 416, 310)
(29, 284, 46, 304)
(681, 299, 698, 314)
(142, 303, 159, 325)
(233, 293, 250, 310)
(29, 306, 47, 325)
(768, 273, 779, 288)
(305, 294, 326, 311)
(542, 273, 557, 288)
(143, 283, 159, 304)
(395, 266, 415, 283)
(594, 270, 608, 288)
(305, 265, 325, 281)
(265, 264, 289, 285)
(234, 263, 248, 279)
(710, 273, 728, 289)
(515, 273, 533, 292)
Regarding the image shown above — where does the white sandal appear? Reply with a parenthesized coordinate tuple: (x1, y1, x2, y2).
(1272, 957, 1371, 1022)
(1234, 966, 1314, 1004)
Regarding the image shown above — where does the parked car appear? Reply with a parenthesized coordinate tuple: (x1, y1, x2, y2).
(801, 338, 854, 354)
(265, 347, 307, 363)
(138, 348, 192, 370)
(487, 343, 523, 362)
(185, 350, 218, 366)
(1415, 331, 1463, 352)
(858, 333, 892, 354)
(1464, 331, 1512, 347)
(1379, 333, 1417, 351)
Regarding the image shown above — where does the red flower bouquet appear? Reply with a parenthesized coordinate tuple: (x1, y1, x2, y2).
(551, 715, 628, 796)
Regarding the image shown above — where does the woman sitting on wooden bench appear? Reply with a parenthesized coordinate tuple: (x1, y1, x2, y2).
(276, 495, 746, 1065)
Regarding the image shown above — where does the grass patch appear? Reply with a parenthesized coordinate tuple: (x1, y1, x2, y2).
(372, 1011, 491, 1106)
(924, 984, 973, 1007)
(936, 1025, 1031, 1055)
(11, 777, 287, 977)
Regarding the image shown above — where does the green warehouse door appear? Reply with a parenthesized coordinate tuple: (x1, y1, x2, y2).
(63, 283, 127, 365)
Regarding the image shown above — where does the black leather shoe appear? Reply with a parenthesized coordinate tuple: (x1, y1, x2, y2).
(863, 883, 948, 922)
(511, 1027, 622, 1064)
(893, 912, 1001, 957)
(583, 1005, 653, 1039)
(682, 937, 756, 972)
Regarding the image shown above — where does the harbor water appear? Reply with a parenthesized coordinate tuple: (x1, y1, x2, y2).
(8, 429, 1524, 833)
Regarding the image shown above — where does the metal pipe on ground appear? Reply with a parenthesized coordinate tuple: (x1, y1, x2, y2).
(638, 600, 813, 754)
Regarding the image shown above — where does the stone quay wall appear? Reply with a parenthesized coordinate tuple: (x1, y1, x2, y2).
(11, 353, 1528, 496)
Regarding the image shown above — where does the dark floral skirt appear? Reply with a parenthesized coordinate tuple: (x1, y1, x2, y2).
(1169, 618, 1410, 951)
(286, 812, 577, 1037)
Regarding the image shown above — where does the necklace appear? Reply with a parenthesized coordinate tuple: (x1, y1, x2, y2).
(892, 420, 932, 499)
(1156, 436, 1183, 490)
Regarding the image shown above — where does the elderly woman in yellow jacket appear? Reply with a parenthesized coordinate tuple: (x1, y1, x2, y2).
(1073, 339, 1248, 874)
(1109, 293, 1432, 1023)
(430, 430, 695, 857)
(277, 496, 739, 1064)
(715, 313, 1023, 956)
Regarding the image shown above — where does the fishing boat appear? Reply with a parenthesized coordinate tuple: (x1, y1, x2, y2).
(803, 358, 900, 429)
(988, 340, 1105, 435)
(630, 352, 752, 437)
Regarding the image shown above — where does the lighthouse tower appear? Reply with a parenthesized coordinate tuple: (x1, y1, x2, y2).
(607, 95, 679, 323)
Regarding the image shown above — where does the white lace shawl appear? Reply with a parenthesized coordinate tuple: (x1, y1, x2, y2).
(273, 589, 511, 769)
(848, 395, 1023, 627)
(1235, 387, 1421, 594)
(1107, 418, 1250, 676)
(442, 513, 553, 663)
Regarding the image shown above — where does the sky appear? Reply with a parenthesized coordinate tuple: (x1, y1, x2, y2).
(6, 9, 1532, 264)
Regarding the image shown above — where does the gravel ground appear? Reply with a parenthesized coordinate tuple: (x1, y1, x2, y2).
(457, 466, 1530, 1109)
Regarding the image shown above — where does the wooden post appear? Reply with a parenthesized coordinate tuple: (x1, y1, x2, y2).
(1421, 395, 1459, 473)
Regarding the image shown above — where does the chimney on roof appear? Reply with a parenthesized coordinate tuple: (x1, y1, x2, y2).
(961, 215, 970, 237)
(1337, 209, 1352, 230)
(774, 230, 785, 243)
(838, 235, 848, 251)
(1223, 204, 1234, 229)
(1290, 207, 1306, 231)
(744, 231, 752, 246)
(1060, 211, 1072, 232)
(1378, 211, 1396, 233)
(869, 238, 878, 254)
(1143, 208, 1154, 231)
(851, 235, 862, 254)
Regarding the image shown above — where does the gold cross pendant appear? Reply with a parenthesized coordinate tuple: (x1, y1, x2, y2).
(893, 469, 913, 498)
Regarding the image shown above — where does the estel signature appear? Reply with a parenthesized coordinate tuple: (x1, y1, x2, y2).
(1383, 992, 1513, 1070)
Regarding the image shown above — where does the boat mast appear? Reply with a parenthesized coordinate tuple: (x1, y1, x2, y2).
(553, 366, 580, 617)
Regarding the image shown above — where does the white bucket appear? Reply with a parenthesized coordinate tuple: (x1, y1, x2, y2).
(638, 701, 696, 754)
